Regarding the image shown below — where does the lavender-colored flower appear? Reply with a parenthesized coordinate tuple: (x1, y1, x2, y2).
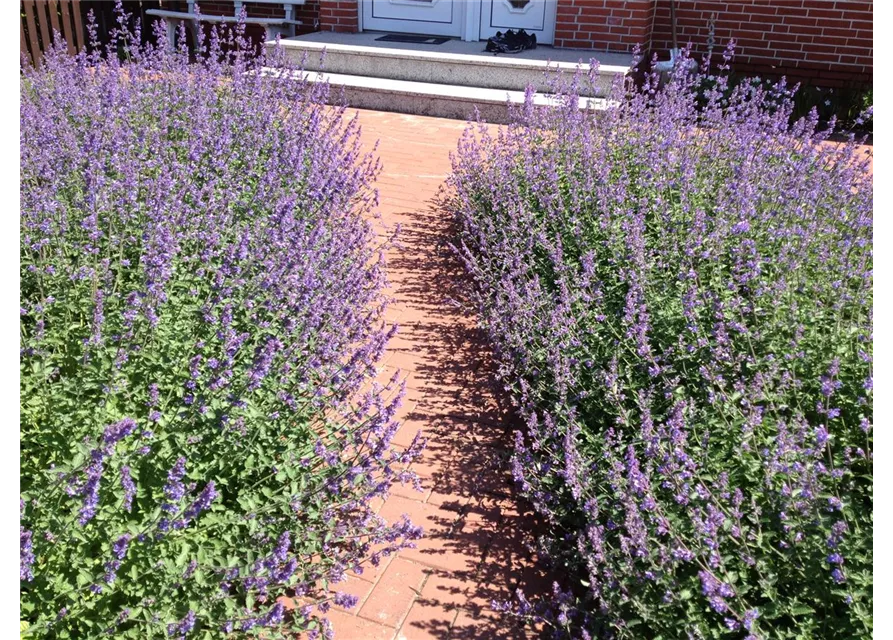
(333, 591, 359, 609)
(104, 534, 131, 584)
(102, 418, 137, 445)
(162, 457, 187, 513)
(112, 534, 131, 560)
(20, 527, 34, 582)
(78, 449, 106, 525)
(180, 481, 218, 525)
(167, 610, 196, 638)
(120, 466, 136, 512)
(261, 601, 285, 626)
(743, 608, 760, 631)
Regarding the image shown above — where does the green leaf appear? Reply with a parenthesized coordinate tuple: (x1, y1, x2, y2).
(789, 604, 816, 616)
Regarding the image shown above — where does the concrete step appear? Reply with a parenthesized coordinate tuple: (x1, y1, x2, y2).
(279, 70, 610, 124)
(271, 33, 631, 98)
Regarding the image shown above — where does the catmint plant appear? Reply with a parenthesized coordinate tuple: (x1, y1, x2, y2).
(20, 6, 423, 638)
(447, 46, 872, 639)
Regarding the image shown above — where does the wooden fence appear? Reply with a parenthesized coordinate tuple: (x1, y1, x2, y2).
(21, 0, 85, 65)
(19, 0, 161, 63)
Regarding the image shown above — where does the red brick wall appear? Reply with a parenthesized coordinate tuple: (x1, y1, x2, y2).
(650, 0, 872, 86)
(555, 0, 656, 52)
(319, 0, 358, 33)
(189, 1, 871, 87)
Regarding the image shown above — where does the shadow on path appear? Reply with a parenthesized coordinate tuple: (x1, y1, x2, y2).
(382, 196, 557, 639)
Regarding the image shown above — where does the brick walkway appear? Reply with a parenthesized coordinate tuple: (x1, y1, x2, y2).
(312, 110, 549, 639)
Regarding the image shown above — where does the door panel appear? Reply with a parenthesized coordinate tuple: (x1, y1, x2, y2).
(479, 0, 556, 44)
(362, 0, 462, 37)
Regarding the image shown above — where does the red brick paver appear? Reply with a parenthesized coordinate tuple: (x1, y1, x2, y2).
(314, 110, 550, 639)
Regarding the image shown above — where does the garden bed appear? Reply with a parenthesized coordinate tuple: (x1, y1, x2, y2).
(20, 17, 423, 639)
(447, 54, 873, 639)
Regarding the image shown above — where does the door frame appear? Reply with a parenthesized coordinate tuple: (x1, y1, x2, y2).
(359, 0, 466, 39)
(358, 0, 557, 44)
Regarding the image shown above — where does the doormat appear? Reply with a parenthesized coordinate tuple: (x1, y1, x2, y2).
(375, 34, 450, 45)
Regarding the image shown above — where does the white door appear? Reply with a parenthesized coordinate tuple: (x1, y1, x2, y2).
(479, 0, 557, 45)
(361, 0, 463, 38)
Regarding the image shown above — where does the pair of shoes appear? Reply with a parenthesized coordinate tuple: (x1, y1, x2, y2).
(484, 29, 537, 54)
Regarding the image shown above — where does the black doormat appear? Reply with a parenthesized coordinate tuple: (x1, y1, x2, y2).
(375, 34, 450, 45)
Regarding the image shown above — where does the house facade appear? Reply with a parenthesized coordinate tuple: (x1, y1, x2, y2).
(199, 0, 872, 87)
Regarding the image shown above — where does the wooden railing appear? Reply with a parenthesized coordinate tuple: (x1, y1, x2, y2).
(21, 0, 85, 66)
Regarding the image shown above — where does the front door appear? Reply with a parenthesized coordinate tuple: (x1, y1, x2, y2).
(361, 0, 463, 38)
(479, 0, 557, 45)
